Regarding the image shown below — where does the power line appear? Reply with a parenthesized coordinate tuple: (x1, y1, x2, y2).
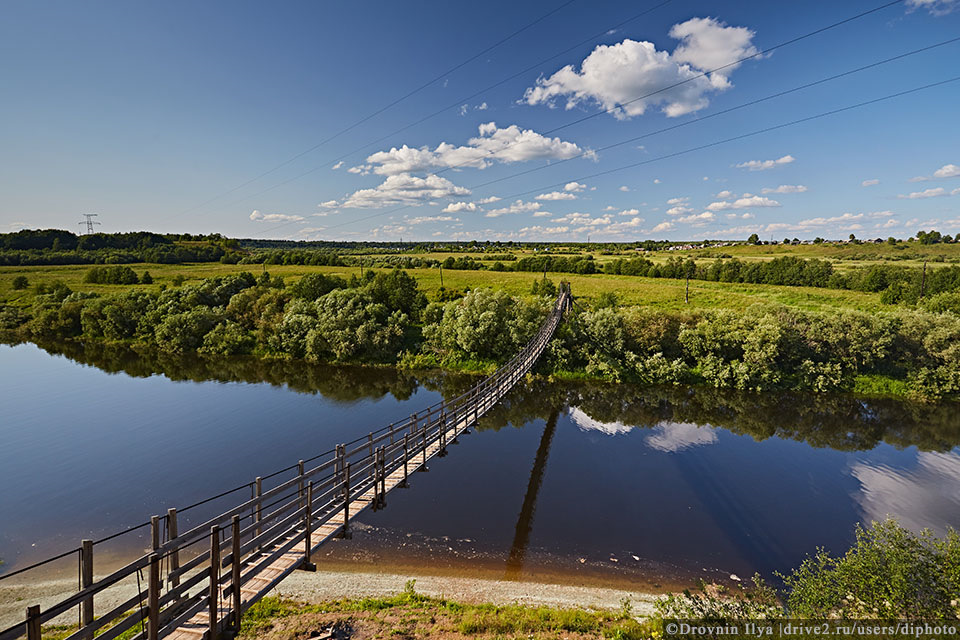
(210, 0, 677, 210)
(255, 35, 953, 237)
(429, 0, 907, 180)
(277, 74, 960, 236)
(251, 0, 907, 230)
(172, 0, 580, 219)
(467, 35, 960, 192)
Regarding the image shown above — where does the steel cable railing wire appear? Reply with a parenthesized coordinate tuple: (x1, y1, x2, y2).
(0, 288, 569, 638)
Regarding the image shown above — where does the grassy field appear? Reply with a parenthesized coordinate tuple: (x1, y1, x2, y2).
(358, 240, 960, 270)
(0, 261, 887, 313)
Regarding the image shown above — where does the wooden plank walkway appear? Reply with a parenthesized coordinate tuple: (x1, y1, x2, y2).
(2, 288, 571, 640)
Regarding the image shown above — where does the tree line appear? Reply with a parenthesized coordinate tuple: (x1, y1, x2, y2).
(0, 229, 231, 265)
(4, 269, 958, 401)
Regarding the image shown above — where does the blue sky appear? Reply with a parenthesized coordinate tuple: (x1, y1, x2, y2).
(2, 0, 959, 241)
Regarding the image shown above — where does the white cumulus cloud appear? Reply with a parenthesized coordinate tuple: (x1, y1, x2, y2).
(906, 0, 959, 16)
(249, 210, 305, 223)
(485, 199, 542, 217)
(337, 173, 470, 209)
(522, 17, 757, 119)
(707, 195, 780, 211)
(362, 122, 590, 176)
(861, 178, 880, 187)
(735, 155, 794, 171)
(536, 191, 578, 201)
(910, 163, 960, 182)
(442, 201, 479, 213)
(898, 187, 948, 199)
(761, 184, 807, 194)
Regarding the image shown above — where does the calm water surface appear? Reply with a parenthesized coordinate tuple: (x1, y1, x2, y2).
(2, 341, 959, 587)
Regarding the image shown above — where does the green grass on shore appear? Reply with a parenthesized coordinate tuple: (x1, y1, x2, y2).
(238, 590, 650, 640)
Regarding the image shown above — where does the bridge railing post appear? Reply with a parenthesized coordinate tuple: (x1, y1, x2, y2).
(378, 448, 386, 508)
(368, 432, 374, 479)
(302, 481, 316, 570)
(372, 448, 380, 510)
(231, 515, 241, 630)
(80, 539, 93, 639)
(148, 552, 160, 640)
(341, 463, 352, 539)
(401, 433, 409, 487)
(254, 477, 262, 539)
(26, 605, 41, 640)
(297, 460, 305, 509)
(209, 526, 220, 640)
(438, 409, 445, 456)
(167, 508, 180, 592)
(420, 422, 428, 471)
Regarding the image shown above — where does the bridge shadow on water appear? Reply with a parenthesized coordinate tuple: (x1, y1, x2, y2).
(504, 408, 560, 581)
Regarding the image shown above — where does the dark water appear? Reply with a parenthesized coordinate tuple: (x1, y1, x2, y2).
(2, 340, 960, 587)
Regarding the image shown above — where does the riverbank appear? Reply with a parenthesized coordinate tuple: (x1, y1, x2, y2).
(237, 586, 655, 640)
(0, 566, 660, 631)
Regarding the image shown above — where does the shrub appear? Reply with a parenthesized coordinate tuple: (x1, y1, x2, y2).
(12, 275, 28, 290)
(782, 519, 960, 619)
(200, 321, 255, 355)
(83, 265, 140, 285)
(289, 273, 346, 301)
(154, 308, 222, 353)
(308, 289, 407, 362)
(921, 291, 960, 315)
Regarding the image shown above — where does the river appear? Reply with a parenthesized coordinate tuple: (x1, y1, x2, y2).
(2, 340, 959, 592)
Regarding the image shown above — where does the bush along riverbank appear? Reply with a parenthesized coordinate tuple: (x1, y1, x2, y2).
(1, 270, 959, 401)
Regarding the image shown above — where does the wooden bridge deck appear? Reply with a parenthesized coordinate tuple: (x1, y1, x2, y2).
(1, 289, 570, 640)
(166, 409, 468, 640)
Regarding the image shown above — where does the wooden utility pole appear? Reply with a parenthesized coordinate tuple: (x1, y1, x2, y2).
(439, 264, 444, 288)
(921, 260, 927, 298)
(685, 276, 690, 304)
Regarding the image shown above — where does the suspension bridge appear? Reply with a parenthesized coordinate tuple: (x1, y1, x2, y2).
(0, 286, 571, 640)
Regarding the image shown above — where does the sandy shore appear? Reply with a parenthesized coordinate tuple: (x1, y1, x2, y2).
(274, 569, 659, 615)
(0, 567, 660, 631)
